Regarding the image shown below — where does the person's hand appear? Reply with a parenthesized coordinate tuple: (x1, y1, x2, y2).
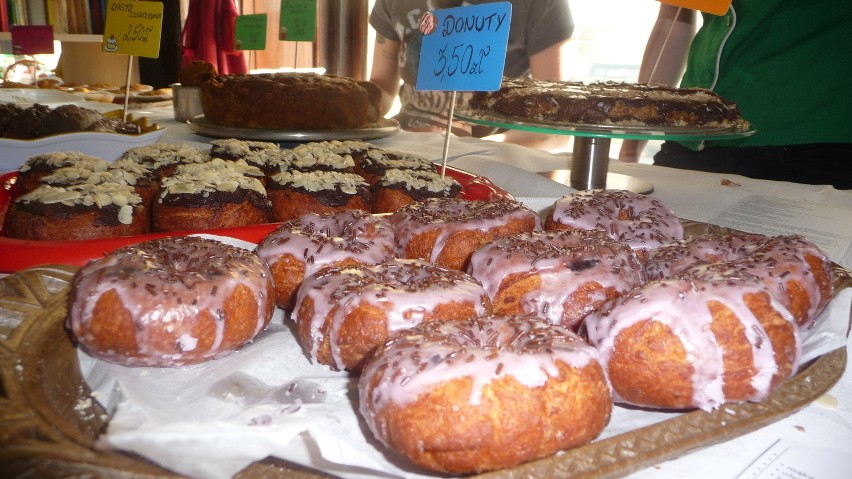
(618, 140, 647, 163)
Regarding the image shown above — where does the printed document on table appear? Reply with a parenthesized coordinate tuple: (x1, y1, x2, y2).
(711, 195, 852, 270)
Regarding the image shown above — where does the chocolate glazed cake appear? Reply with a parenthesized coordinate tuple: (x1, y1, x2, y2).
(467, 77, 749, 129)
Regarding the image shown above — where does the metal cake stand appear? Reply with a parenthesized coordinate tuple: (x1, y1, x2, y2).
(455, 110, 755, 194)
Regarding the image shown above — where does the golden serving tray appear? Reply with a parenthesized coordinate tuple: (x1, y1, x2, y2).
(1, 221, 849, 479)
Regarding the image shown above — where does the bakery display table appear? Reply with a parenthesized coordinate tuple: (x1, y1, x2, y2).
(455, 111, 755, 193)
(2, 108, 848, 479)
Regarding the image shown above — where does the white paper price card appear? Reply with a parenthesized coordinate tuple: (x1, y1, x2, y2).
(415, 2, 511, 92)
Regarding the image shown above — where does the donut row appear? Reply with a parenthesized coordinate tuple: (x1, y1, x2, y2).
(3, 139, 463, 240)
(65, 189, 835, 475)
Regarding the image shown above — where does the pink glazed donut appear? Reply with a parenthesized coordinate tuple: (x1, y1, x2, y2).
(467, 228, 645, 331)
(255, 209, 398, 309)
(389, 197, 542, 271)
(66, 236, 275, 367)
(358, 315, 612, 474)
(292, 258, 491, 371)
(545, 189, 683, 257)
(644, 231, 833, 327)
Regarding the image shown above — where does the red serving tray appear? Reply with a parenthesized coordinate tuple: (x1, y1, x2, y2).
(0, 166, 512, 272)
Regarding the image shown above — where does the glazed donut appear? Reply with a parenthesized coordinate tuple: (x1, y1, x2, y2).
(585, 269, 801, 411)
(152, 160, 271, 232)
(468, 229, 645, 330)
(66, 236, 275, 367)
(4, 182, 149, 240)
(644, 232, 833, 327)
(118, 143, 208, 179)
(16, 151, 110, 195)
(255, 210, 398, 309)
(371, 168, 463, 214)
(389, 197, 542, 271)
(209, 138, 280, 163)
(292, 259, 492, 371)
(355, 149, 436, 185)
(266, 170, 371, 222)
(282, 143, 357, 173)
(307, 139, 377, 166)
(358, 315, 612, 474)
(546, 189, 684, 257)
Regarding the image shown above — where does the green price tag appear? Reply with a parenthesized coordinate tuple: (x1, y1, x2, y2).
(279, 0, 317, 41)
(102, 0, 164, 58)
(235, 14, 268, 50)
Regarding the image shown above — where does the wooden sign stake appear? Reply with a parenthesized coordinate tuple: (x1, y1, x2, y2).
(122, 55, 135, 122)
(439, 91, 459, 178)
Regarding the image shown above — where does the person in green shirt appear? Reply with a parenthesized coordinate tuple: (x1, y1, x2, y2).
(619, 1, 852, 189)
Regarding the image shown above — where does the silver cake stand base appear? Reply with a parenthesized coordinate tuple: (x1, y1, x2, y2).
(538, 137, 654, 194)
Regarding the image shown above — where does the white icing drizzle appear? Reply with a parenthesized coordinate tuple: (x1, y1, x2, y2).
(549, 189, 684, 252)
(358, 316, 602, 413)
(468, 229, 644, 329)
(585, 274, 801, 411)
(645, 232, 833, 326)
(292, 258, 490, 370)
(66, 236, 273, 367)
(255, 209, 398, 284)
(389, 198, 542, 264)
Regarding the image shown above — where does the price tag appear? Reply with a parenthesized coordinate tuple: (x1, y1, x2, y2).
(279, 0, 316, 41)
(10, 25, 55, 55)
(658, 0, 732, 16)
(415, 2, 511, 92)
(102, 0, 164, 58)
(235, 14, 268, 50)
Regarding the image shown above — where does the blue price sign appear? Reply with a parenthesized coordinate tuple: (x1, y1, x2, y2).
(415, 2, 511, 92)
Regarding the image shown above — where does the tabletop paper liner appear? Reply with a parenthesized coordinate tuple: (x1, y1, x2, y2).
(78, 236, 852, 479)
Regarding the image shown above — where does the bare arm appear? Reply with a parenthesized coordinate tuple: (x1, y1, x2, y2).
(483, 39, 573, 151)
(368, 33, 402, 116)
(619, 5, 696, 162)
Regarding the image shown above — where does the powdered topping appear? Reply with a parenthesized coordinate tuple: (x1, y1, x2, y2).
(270, 170, 367, 195)
(377, 169, 462, 195)
(19, 151, 109, 173)
(210, 138, 279, 158)
(284, 144, 356, 171)
(40, 166, 139, 188)
(158, 159, 267, 197)
(293, 259, 490, 370)
(362, 149, 435, 173)
(66, 236, 272, 366)
(549, 189, 683, 252)
(15, 182, 142, 224)
(359, 315, 600, 410)
(310, 139, 376, 156)
(468, 229, 644, 329)
(119, 143, 207, 170)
